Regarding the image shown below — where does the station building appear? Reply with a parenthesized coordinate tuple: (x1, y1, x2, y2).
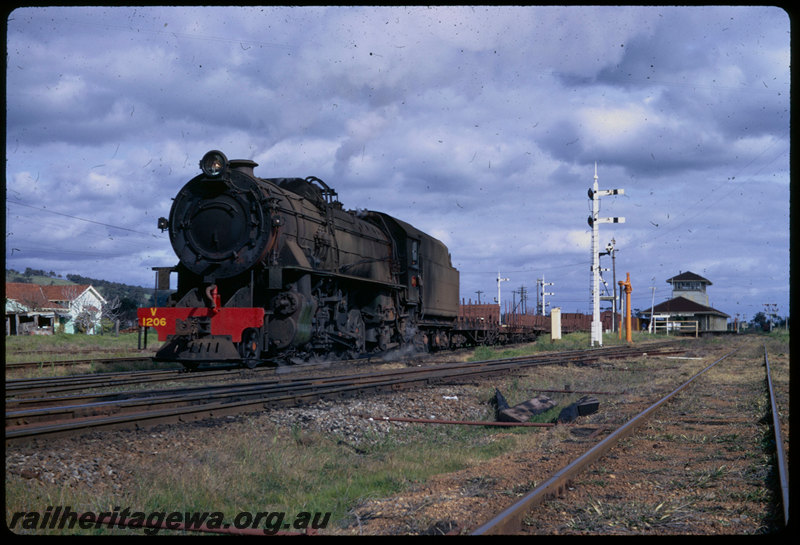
(640, 271, 730, 334)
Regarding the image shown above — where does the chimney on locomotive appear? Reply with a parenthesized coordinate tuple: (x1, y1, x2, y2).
(228, 159, 258, 178)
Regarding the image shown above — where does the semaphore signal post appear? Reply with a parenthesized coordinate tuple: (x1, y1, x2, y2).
(587, 164, 624, 346)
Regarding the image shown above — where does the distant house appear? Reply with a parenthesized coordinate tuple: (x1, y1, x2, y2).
(640, 272, 730, 333)
(5, 283, 106, 335)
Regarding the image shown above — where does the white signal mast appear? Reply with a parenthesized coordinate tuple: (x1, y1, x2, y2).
(496, 271, 510, 325)
(537, 275, 554, 315)
(588, 163, 624, 346)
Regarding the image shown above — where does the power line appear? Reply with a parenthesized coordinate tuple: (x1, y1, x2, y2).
(5, 244, 121, 259)
(7, 199, 163, 237)
(631, 135, 789, 248)
(458, 259, 587, 275)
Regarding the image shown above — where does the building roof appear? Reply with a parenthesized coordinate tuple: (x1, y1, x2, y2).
(5, 283, 99, 311)
(642, 296, 729, 318)
(6, 283, 54, 309)
(666, 271, 712, 285)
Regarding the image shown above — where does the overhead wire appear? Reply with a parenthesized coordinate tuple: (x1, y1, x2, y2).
(7, 199, 164, 237)
(627, 133, 789, 249)
(6, 199, 168, 262)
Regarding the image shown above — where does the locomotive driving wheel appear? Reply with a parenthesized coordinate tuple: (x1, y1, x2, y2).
(240, 327, 262, 369)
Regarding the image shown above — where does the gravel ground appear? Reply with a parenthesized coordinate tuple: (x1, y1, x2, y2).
(5, 380, 491, 508)
(5, 337, 788, 536)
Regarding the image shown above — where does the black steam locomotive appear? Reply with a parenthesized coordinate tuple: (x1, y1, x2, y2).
(138, 150, 461, 368)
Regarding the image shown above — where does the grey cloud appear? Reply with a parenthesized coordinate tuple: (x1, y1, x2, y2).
(5, 6, 789, 318)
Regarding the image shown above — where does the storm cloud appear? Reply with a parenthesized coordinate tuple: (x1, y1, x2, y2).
(6, 6, 790, 322)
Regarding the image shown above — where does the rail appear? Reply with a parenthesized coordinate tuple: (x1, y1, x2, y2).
(5, 343, 682, 445)
(5, 356, 154, 371)
(471, 348, 739, 535)
(764, 345, 789, 527)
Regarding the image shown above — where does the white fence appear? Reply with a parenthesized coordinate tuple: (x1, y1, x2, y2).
(651, 316, 699, 337)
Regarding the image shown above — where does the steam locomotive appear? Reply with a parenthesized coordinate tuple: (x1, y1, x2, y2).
(138, 150, 464, 368)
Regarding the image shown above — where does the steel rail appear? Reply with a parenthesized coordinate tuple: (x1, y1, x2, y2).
(5, 340, 677, 375)
(363, 416, 556, 428)
(764, 345, 789, 527)
(5, 375, 459, 443)
(6, 342, 672, 402)
(8, 343, 677, 415)
(471, 348, 740, 535)
(5, 366, 264, 398)
(6, 369, 186, 395)
(5, 356, 154, 370)
(4, 353, 592, 435)
(6, 344, 679, 444)
(4, 353, 572, 410)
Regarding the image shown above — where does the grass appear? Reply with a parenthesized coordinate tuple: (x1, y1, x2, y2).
(6, 331, 787, 535)
(4, 331, 170, 379)
(5, 416, 522, 535)
(550, 495, 702, 533)
(5, 331, 540, 534)
(5, 332, 148, 360)
(468, 330, 680, 363)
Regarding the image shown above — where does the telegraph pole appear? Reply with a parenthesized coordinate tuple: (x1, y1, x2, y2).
(517, 285, 528, 315)
(475, 290, 483, 304)
(649, 284, 656, 334)
(588, 164, 624, 346)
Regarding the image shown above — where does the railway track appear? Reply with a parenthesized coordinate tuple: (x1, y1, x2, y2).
(5, 355, 156, 371)
(764, 345, 789, 528)
(5, 336, 785, 536)
(5, 367, 260, 399)
(5, 342, 682, 445)
(5, 341, 682, 398)
(470, 341, 789, 534)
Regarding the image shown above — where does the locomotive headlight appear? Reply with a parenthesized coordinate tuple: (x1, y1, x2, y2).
(200, 150, 228, 177)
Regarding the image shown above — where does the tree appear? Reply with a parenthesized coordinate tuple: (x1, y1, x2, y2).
(101, 295, 124, 335)
(73, 307, 99, 334)
(750, 312, 769, 331)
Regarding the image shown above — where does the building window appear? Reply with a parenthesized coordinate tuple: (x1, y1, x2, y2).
(676, 281, 702, 291)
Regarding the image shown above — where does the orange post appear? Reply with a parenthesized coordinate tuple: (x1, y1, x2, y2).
(618, 273, 633, 343)
(618, 284, 624, 340)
